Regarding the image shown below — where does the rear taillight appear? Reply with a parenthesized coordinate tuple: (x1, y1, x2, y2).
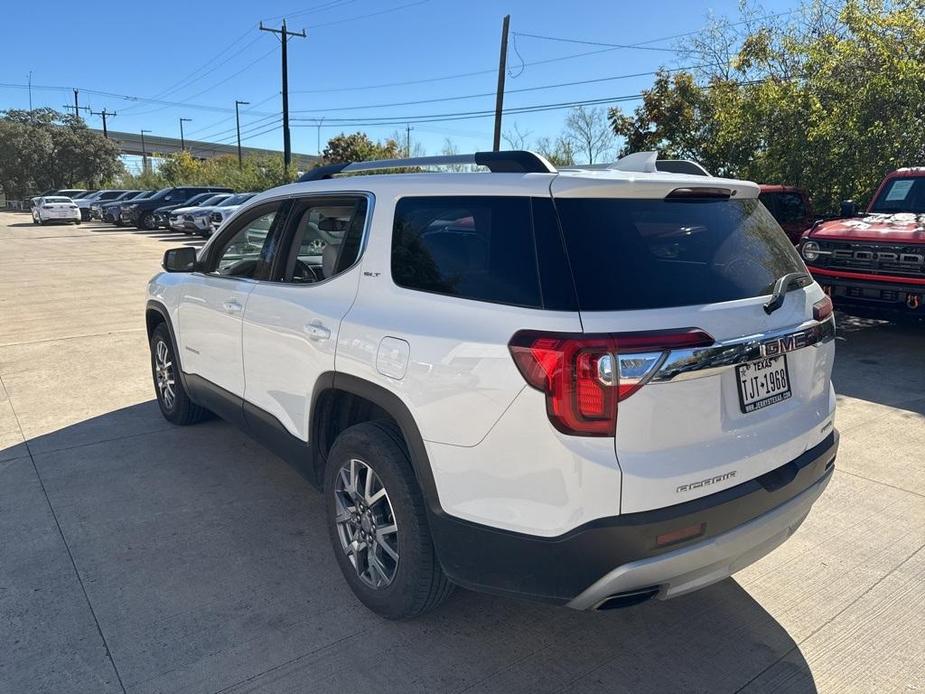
(509, 328, 714, 436)
(813, 296, 833, 321)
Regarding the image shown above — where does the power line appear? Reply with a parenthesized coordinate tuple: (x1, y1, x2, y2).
(262, 0, 358, 23)
(125, 45, 278, 118)
(289, 64, 707, 114)
(513, 31, 681, 53)
(185, 92, 280, 138)
(309, 0, 431, 28)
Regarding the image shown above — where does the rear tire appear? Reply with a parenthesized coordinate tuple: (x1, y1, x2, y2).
(324, 421, 453, 619)
(150, 323, 208, 425)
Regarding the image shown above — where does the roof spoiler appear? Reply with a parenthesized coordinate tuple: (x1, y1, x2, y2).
(299, 150, 557, 182)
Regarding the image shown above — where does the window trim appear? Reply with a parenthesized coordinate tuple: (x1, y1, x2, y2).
(264, 191, 375, 287)
(389, 194, 547, 310)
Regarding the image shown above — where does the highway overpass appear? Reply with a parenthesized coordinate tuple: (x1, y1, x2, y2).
(97, 130, 320, 170)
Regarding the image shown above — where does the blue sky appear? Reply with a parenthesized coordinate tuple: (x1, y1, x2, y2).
(2, 0, 796, 165)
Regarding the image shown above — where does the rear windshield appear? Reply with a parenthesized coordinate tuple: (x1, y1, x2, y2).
(44, 197, 71, 203)
(869, 177, 925, 214)
(554, 197, 804, 311)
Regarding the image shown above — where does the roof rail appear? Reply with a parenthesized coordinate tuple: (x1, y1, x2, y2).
(298, 150, 556, 182)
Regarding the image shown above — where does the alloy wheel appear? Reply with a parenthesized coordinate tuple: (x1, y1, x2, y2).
(154, 339, 176, 410)
(333, 458, 399, 589)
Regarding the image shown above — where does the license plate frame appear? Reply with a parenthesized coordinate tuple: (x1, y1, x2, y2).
(736, 355, 792, 413)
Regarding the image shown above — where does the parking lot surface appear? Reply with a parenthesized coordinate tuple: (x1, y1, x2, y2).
(1, 210, 923, 694)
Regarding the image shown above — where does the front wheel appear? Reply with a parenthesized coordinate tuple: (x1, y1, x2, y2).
(150, 323, 208, 425)
(324, 421, 453, 620)
(138, 212, 156, 230)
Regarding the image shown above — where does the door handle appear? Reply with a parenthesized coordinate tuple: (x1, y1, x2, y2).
(304, 321, 331, 341)
(223, 299, 243, 314)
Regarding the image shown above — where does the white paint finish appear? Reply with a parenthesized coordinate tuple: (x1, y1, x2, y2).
(175, 275, 254, 396)
(336, 191, 582, 447)
(376, 337, 409, 380)
(581, 283, 836, 514)
(242, 268, 361, 441)
(425, 388, 622, 536)
(551, 168, 760, 199)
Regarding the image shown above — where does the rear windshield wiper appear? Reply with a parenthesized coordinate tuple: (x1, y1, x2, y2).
(763, 272, 812, 314)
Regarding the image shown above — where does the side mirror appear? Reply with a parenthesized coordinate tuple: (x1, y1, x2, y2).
(162, 247, 198, 272)
(840, 200, 858, 217)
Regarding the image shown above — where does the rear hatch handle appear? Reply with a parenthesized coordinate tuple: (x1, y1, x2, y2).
(763, 272, 812, 314)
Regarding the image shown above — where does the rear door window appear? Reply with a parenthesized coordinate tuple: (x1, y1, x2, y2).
(391, 196, 542, 308)
(553, 197, 804, 311)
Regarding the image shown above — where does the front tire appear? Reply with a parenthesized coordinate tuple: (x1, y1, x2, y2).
(150, 323, 208, 425)
(138, 212, 156, 230)
(324, 421, 453, 620)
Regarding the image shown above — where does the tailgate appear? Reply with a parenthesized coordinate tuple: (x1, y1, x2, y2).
(551, 182, 837, 513)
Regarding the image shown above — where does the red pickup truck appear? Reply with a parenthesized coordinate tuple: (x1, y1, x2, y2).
(799, 168, 925, 317)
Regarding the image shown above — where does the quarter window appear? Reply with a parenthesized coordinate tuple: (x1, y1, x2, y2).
(391, 196, 542, 308)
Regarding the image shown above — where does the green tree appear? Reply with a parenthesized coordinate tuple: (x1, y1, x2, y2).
(0, 108, 123, 198)
(608, 0, 925, 212)
(322, 132, 402, 164)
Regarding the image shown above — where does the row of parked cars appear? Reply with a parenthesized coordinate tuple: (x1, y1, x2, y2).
(31, 186, 259, 237)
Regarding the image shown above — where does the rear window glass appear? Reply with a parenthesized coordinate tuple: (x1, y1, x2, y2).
(554, 197, 804, 311)
(392, 196, 542, 308)
(760, 191, 807, 223)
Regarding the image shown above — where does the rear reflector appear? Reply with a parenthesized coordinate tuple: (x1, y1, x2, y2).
(656, 522, 706, 547)
(813, 296, 833, 321)
(509, 328, 714, 436)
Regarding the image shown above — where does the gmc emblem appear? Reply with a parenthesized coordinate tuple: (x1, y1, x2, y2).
(760, 331, 810, 357)
(832, 249, 924, 266)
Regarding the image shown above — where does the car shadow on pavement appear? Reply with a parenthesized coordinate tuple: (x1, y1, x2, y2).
(1, 402, 815, 694)
(832, 312, 925, 415)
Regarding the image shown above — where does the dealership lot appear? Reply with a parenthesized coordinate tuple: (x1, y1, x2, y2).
(0, 210, 922, 693)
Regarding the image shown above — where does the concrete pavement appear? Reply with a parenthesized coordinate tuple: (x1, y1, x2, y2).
(0, 211, 922, 693)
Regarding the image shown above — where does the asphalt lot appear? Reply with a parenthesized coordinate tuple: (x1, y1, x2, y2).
(0, 210, 923, 694)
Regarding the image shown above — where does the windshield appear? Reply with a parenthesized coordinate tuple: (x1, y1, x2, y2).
(182, 193, 214, 207)
(869, 177, 925, 214)
(200, 194, 230, 206)
(150, 187, 172, 200)
(554, 197, 805, 311)
(221, 193, 255, 207)
(116, 191, 140, 200)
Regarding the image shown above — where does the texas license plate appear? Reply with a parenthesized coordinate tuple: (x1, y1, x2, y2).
(736, 356, 792, 413)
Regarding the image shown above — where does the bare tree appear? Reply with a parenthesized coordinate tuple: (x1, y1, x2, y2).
(564, 106, 614, 164)
(535, 136, 575, 167)
(502, 122, 533, 150)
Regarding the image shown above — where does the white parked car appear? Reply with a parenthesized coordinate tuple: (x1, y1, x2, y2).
(166, 193, 233, 233)
(75, 189, 129, 220)
(32, 196, 81, 225)
(206, 192, 258, 236)
(145, 150, 838, 619)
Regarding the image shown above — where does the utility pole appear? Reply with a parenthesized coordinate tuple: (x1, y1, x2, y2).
(90, 108, 116, 138)
(492, 14, 511, 152)
(235, 100, 250, 168)
(405, 123, 414, 157)
(260, 19, 306, 170)
(315, 116, 325, 155)
(27, 71, 32, 111)
(179, 117, 192, 152)
(140, 129, 151, 174)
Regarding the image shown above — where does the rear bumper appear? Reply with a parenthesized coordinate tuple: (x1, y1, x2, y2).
(567, 465, 831, 609)
(429, 430, 838, 607)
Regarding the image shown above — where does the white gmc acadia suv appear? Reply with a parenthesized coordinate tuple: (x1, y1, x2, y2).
(146, 150, 838, 619)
